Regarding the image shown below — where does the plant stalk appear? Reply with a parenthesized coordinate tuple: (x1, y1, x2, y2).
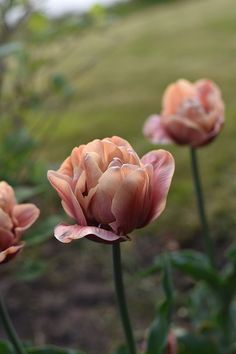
(190, 147, 214, 267)
(0, 293, 27, 354)
(112, 243, 137, 354)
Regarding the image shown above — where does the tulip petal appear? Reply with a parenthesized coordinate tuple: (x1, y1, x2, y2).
(0, 181, 16, 213)
(163, 79, 196, 115)
(54, 223, 123, 243)
(0, 209, 13, 230)
(163, 115, 207, 146)
(89, 166, 122, 224)
(48, 170, 87, 225)
(143, 115, 173, 144)
(107, 136, 133, 150)
(83, 152, 102, 189)
(103, 141, 123, 167)
(0, 228, 15, 250)
(59, 156, 73, 177)
(0, 243, 24, 264)
(142, 149, 175, 222)
(111, 167, 148, 234)
(13, 204, 40, 237)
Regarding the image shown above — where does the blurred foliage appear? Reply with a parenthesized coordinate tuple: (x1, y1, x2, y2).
(0, 341, 86, 354)
(142, 248, 236, 353)
(0, 0, 74, 281)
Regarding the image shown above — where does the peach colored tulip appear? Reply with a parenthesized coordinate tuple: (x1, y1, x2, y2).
(143, 79, 224, 147)
(48, 136, 175, 244)
(0, 181, 40, 264)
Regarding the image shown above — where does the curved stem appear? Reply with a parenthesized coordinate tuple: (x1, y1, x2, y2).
(190, 147, 215, 267)
(112, 243, 137, 354)
(0, 293, 27, 354)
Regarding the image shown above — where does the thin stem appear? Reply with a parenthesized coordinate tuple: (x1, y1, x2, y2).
(0, 293, 27, 354)
(112, 243, 137, 354)
(190, 147, 214, 267)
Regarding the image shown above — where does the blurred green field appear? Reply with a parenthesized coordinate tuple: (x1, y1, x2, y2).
(29, 0, 236, 240)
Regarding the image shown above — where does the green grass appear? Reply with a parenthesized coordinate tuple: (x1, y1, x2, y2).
(30, 0, 236, 240)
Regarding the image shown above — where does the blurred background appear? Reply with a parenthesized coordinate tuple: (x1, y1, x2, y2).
(0, 0, 236, 353)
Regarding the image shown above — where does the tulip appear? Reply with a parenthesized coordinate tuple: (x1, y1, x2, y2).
(143, 79, 224, 147)
(0, 181, 40, 264)
(48, 136, 175, 244)
(165, 331, 177, 354)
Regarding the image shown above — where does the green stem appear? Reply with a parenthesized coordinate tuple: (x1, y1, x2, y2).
(0, 293, 27, 354)
(112, 243, 137, 354)
(190, 147, 214, 267)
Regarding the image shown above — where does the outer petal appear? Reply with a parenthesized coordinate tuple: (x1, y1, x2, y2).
(0, 209, 13, 230)
(162, 79, 196, 116)
(0, 181, 16, 213)
(111, 167, 148, 234)
(141, 149, 175, 222)
(143, 115, 173, 144)
(106, 136, 133, 150)
(54, 223, 124, 244)
(163, 115, 207, 146)
(0, 228, 15, 250)
(0, 243, 24, 264)
(195, 79, 224, 113)
(47, 170, 87, 225)
(12, 204, 40, 237)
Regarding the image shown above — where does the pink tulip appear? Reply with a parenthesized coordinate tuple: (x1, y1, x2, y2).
(165, 331, 178, 354)
(143, 79, 224, 147)
(0, 181, 40, 264)
(48, 136, 175, 244)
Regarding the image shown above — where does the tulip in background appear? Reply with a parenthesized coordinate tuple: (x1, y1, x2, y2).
(48, 136, 175, 354)
(0, 181, 40, 264)
(143, 78, 225, 266)
(143, 79, 224, 147)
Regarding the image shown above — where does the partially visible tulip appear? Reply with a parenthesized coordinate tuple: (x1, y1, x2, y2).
(0, 181, 40, 264)
(143, 79, 224, 147)
(165, 331, 178, 354)
(48, 136, 175, 244)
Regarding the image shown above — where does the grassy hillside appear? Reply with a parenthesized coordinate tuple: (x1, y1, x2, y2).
(30, 0, 236, 239)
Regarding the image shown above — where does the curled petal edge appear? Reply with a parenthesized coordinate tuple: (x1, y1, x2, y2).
(54, 223, 128, 244)
(0, 243, 24, 264)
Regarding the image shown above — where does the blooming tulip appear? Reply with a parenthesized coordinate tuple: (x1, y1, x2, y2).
(0, 181, 40, 264)
(143, 79, 224, 147)
(48, 136, 174, 244)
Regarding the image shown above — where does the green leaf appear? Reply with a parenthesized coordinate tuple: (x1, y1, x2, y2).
(27, 346, 85, 354)
(141, 251, 221, 290)
(25, 215, 62, 247)
(170, 251, 221, 289)
(0, 341, 13, 354)
(178, 333, 220, 354)
(162, 254, 173, 308)
(146, 303, 169, 354)
(27, 12, 49, 33)
(226, 243, 236, 263)
(146, 254, 173, 354)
